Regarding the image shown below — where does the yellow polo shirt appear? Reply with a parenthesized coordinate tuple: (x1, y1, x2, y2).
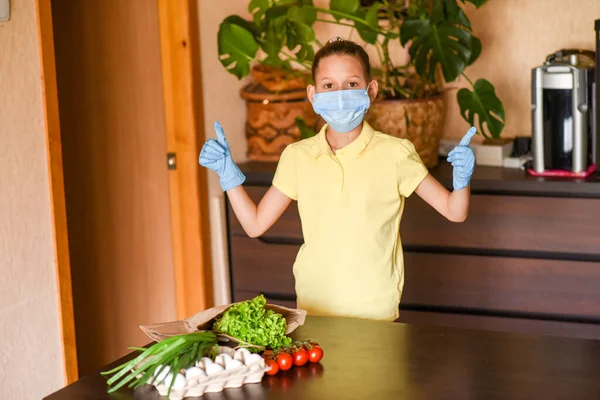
(272, 121, 428, 321)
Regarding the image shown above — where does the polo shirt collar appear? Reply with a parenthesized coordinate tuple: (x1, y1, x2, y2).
(312, 121, 375, 159)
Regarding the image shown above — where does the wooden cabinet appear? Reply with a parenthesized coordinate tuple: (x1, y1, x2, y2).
(227, 162, 600, 339)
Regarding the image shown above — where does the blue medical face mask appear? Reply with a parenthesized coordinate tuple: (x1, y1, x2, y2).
(311, 85, 371, 133)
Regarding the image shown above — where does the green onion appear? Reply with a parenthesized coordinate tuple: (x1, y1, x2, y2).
(101, 331, 217, 396)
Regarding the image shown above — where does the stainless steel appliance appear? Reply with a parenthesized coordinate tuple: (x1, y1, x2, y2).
(531, 49, 597, 175)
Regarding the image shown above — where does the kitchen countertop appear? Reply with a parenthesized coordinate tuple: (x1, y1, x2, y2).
(240, 161, 600, 198)
(45, 316, 600, 399)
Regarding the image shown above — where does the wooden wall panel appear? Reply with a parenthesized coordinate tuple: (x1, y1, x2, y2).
(402, 195, 600, 257)
(403, 253, 600, 321)
(230, 236, 297, 295)
(228, 186, 302, 241)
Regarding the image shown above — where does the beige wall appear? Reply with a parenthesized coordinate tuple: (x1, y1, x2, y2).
(199, 0, 600, 302)
(0, 0, 66, 397)
(447, 0, 600, 140)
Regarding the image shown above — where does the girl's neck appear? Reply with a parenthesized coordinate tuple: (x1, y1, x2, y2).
(326, 122, 363, 153)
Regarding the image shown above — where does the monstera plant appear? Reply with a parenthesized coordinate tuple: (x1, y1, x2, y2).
(218, 0, 505, 164)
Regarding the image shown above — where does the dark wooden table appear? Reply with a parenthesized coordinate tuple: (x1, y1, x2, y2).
(45, 316, 600, 400)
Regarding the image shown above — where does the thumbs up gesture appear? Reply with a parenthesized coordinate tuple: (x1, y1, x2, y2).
(447, 127, 477, 191)
(199, 121, 246, 191)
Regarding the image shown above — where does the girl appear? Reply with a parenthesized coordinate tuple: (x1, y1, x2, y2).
(200, 38, 475, 321)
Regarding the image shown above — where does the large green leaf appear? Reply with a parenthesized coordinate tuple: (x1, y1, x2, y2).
(460, 0, 488, 8)
(261, 27, 284, 60)
(222, 15, 261, 37)
(249, 0, 271, 24)
(457, 78, 505, 139)
(364, 3, 381, 29)
(354, 3, 381, 44)
(286, 21, 315, 50)
(266, 5, 291, 21)
(287, 6, 317, 25)
(278, 0, 314, 6)
(437, 0, 470, 28)
(441, 0, 460, 19)
(330, 0, 359, 20)
(400, 16, 472, 82)
(218, 23, 259, 79)
(296, 44, 315, 63)
(467, 36, 481, 65)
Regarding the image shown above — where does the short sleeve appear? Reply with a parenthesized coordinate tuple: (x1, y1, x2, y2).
(273, 145, 298, 200)
(397, 140, 429, 198)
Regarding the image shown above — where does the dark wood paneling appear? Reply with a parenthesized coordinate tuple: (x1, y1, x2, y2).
(239, 161, 600, 198)
(398, 310, 600, 341)
(403, 253, 600, 320)
(230, 236, 297, 295)
(234, 290, 297, 309)
(226, 163, 600, 342)
(230, 240, 600, 322)
(228, 186, 303, 240)
(402, 195, 600, 257)
(232, 188, 600, 258)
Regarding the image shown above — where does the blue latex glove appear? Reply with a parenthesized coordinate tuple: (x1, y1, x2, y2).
(447, 127, 476, 191)
(199, 121, 246, 191)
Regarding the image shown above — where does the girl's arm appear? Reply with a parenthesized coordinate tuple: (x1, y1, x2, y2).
(199, 121, 293, 238)
(413, 126, 476, 222)
(226, 185, 292, 238)
(414, 174, 469, 222)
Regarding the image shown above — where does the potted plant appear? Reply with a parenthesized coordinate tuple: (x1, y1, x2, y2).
(218, 0, 505, 167)
(217, 2, 322, 161)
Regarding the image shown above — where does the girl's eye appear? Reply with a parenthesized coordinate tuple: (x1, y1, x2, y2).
(348, 82, 358, 88)
(324, 83, 333, 89)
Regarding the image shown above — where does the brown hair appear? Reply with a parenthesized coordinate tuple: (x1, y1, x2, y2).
(311, 38, 371, 82)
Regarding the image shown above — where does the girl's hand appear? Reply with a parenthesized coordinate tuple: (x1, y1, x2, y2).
(199, 121, 246, 191)
(447, 127, 476, 191)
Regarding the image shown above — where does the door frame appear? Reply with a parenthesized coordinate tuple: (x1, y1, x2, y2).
(35, 0, 78, 384)
(157, 0, 213, 318)
(35, 0, 212, 382)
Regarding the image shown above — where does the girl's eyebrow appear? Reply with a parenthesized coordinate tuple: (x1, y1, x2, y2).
(320, 75, 362, 81)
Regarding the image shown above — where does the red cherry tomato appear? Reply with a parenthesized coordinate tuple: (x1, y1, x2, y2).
(308, 346, 323, 363)
(265, 359, 279, 376)
(277, 353, 293, 371)
(292, 348, 309, 366)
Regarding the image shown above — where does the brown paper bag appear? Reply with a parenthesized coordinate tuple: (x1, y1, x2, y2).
(140, 302, 307, 345)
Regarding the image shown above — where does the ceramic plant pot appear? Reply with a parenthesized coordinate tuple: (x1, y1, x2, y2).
(366, 95, 446, 168)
